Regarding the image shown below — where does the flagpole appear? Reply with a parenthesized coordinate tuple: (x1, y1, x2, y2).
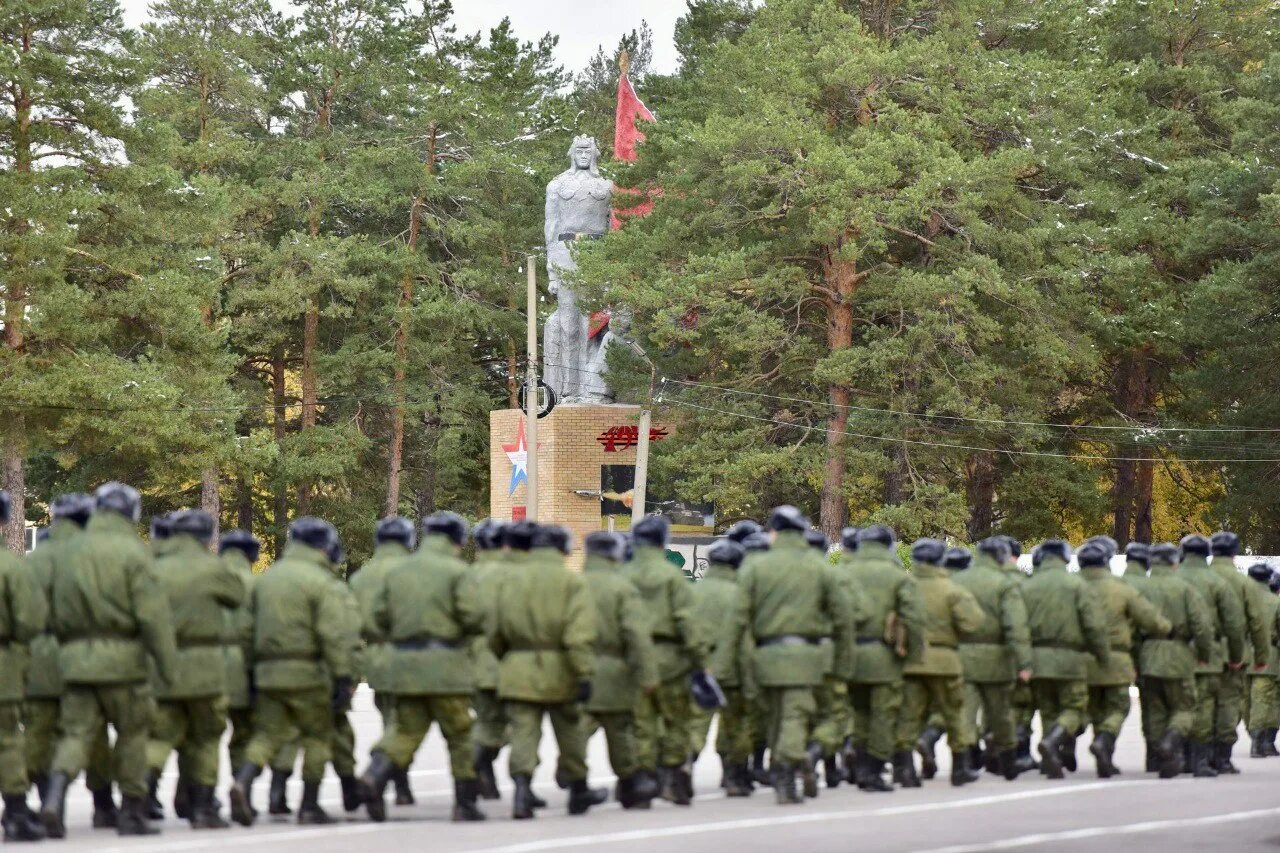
(525, 255, 539, 521)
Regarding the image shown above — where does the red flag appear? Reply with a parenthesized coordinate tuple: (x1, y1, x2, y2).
(611, 69, 656, 230)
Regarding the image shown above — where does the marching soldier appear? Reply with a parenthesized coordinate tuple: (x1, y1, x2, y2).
(844, 525, 925, 792)
(228, 518, 356, 827)
(1244, 564, 1278, 757)
(0, 491, 48, 843)
(41, 483, 179, 838)
(731, 522, 774, 786)
(953, 536, 1032, 781)
(581, 532, 660, 809)
(1176, 534, 1245, 777)
(1207, 532, 1268, 773)
(1121, 541, 1159, 770)
(626, 515, 706, 805)
(219, 531, 260, 780)
(805, 529, 851, 789)
(714, 506, 851, 805)
(145, 509, 246, 829)
(470, 519, 509, 801)
(350, 516, 417, 806)
(489, 522, 605, 819)
(1141, 543, 1214, 777)
(1077, 539, 1170, 777)
(357, 512, 486, 823)
(690, 537, 754, 797)
(897, 539, 984, 787)
(1021, 540, 1109, 779)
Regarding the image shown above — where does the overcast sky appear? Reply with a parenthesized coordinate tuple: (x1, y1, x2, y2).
(118, 0, 689, 74)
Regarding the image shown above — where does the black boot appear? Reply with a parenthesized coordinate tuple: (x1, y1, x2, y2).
(38, 772, 70, 839)
(772, 763, 802, 805)
(802, 743, 822, 799)
(823, 754, 841, 789)
(474, 745, 500, 800)
(1190, 741, 1218, 778)
(393, 768, 415, 806)
(512, 775, 535, 820)
(1182, 739, 1194, 775)
(145, 770, 164, 821)
(188, 785, 229, 830)
(567, 778, 608, 816)
(1145, 741, 1159, 772)
(983, 748, 1001, 776)
(860, 754, 893, 792)
(1215, 742, 1240, 775)
(357, 750, 396, 823)
(951, 748, 980, 787)
(841, 738, 858, 784)
(173, 778, 191, 820)
(1157, 729, 1184, 779)
(29, 775, 47, 808)
(657, 766, 677, 803)
(725, 763, 753, 797)
(1251, 730, 1266, 758)
(297, 781, 334, 825)
(340, 774, 361, 812)
(1090, 732, 1118, 778)
(916, 727, 942, 780)
(1013, 725, 1039, 775)
(267, 768, 292, 816)
(90, 784, 118, 829)
(998, 749, 1019, 781)
(891, 751, 920, 788)
(1061, 733, 1078, 773)
(751, 745, 770, 786)
(1038, 725, 1067, 779)
(1267, 729, 1280, 757)
(228, 762, 261, 827)
(2, 794, 46, 842)
(118, 794, 161, 836)
(452, 780, 486, 822)
(674, 766, 694, 805)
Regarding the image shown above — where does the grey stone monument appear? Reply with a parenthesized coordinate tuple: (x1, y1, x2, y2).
(544, 135, 612, 402)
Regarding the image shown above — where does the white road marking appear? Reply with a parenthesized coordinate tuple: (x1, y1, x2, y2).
(911, 806, 1280, 852)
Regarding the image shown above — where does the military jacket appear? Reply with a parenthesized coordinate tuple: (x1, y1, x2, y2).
(1140, 564, 1215, 678)
(583, 555, 658, 712)
(153, 534, 247, 700)
(953, 554, 1032, 683)
(1020, 556, 1109, 680)
(691, 563, 752, 692)
(842, 542, 925, 683)
(1244, 580, 1277, 674)
(25, 518, 80, 699)
(489, 547, 595, 704)
(0, 538, 45, 702)
(250, 542, 353, 690)
(903, 563, 984, 677)
(1213, 557, 1269, 668)
(470, 549, 511, 691)
(350, 540, 410, 693)
(221, 549, 256, 709)
(372, 536, 483, 696)
(1080, 566, 1171, 686)
(52, 512, 178, 686)
(1177, 555, 1246, 673)
(714, 531, 851, 688)
(624, 545, 706, 682)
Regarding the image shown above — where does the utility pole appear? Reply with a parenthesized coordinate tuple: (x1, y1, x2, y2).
(630, 352, 657, 528)
(525, 256, 539, 520)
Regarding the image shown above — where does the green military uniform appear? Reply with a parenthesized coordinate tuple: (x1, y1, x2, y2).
(809, 558, 859, 783)
(1209, 541, 1268, 767)
(1140, 548, 1214, 777)
(1020, 543, 1109, 779)
(44, 507, 180, 837)
(690, 560, 753, 781)
(953, 548, 1032, 774)
(1080, 559, 1169, 776)
(714, 525, 851, 804)
(842, 536, 925, 788)
(230, 538, 354, 826)
(1176, 544, 1245, 764)
(624, 540, 706, 783)
(0, 536, 47, 809)
(489, 535, 598, 818)
(471, 544, 510, 759)
(581, 544, 659, 804)
(1120, 550, 1156, 766)
(897, 550, 984, 784)
(221, 546, 256, 772)
(1245, 571, 1278, 752)
(351, 540, 409, 725)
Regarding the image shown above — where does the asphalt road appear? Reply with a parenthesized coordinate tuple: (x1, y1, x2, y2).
(46, 687, 1280, 853)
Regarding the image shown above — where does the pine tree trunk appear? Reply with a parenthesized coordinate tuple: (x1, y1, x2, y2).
(965, 451, 996, 541)
(3, 427, 25, 553)
(201, 467, 220, 546)
(272, 346, 288, 554)
(1111, 348, 1156, 546)
(236, 471, 254, 532)
(6, 61, 32, 552)
(1134, 452, 1154, 544)
(817, 237, 860, 539)
(297, 297, 318, 514)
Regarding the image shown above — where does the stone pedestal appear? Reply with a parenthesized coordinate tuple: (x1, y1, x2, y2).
(490, 403, 649, 568)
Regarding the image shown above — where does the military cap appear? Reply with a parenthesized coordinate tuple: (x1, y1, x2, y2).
(840, 527, 861, 551)
(708, 538, 746, 569)
(633, 515, 671, 548)
(858, 524, 896, 548)
(96, 482, 141, 523)
(1001, 536, 1023, 559)
(288, 516, 341, 560)
(375, 515, 416, 550)
(1210, 531, 1242, 557)
(805, 529, 829, 552)
(505, 520, 537, 552)
(766, 505, 809, 533)
(473, 519, 507, 551)
(1033, 539, 1071, 568)
(421, 511, 468, 547)
(150, 514, 173, 541)
(741, 531, 772, 552)
(51, 492, 94, 526)
(585, 531, 626, 562)
(1124, 541, 1151, 569)
(977, 536, 1011, 563)
(1179, 534, 1211, 558)
(219, 529, 261, 563)
(170, 508, 215, 543)
(943, 547, 972, 570)
(1247, 563, 1272, 583)
(1149, 543, 1179, 566)
(911, 538, 946, 566)
(725, 520, 763, 543)
(1084, 535, 1119, 561)
(1076, 540, 1109, 569)
(532, 524, 572, 554)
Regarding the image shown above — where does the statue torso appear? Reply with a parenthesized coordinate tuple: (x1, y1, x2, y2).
(547, 169, 612, 238)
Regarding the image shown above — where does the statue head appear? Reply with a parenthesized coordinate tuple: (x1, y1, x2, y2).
(569, 135, 600, 175)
